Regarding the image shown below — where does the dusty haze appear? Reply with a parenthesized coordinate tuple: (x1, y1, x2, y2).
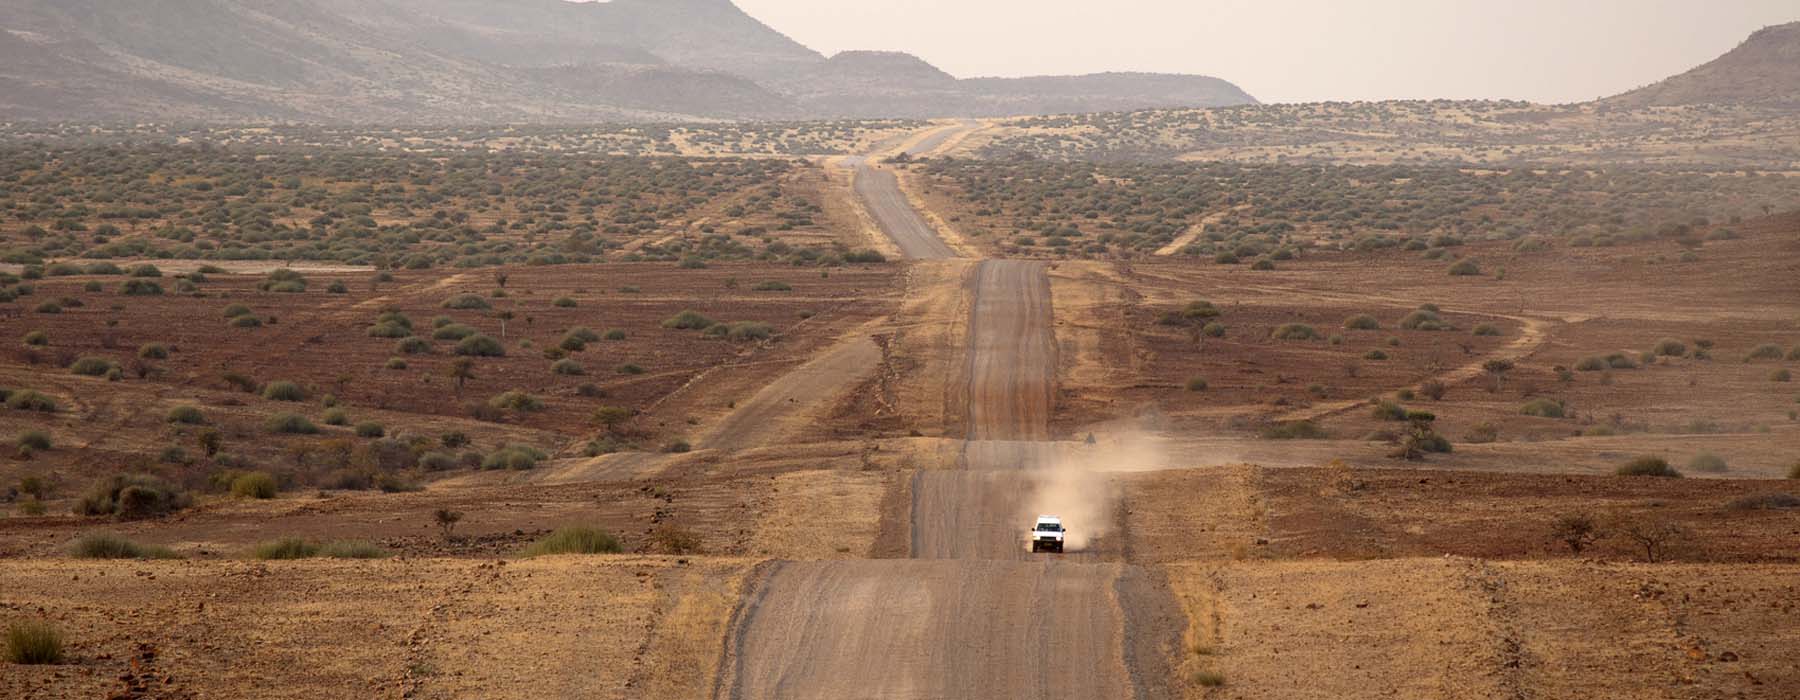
(711, 0, 1797, 103)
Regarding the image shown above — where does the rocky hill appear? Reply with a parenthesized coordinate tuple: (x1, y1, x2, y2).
(1605, 21, 1800, 108)
(0, 0, 1255, 123)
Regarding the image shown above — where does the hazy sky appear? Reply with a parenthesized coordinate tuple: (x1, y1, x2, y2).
(713, 0, 1796, 103)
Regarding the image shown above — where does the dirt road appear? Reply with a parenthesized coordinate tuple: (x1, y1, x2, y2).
(720, 145, 1175, 697)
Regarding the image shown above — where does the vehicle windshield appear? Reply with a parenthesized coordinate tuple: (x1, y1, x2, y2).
(1035, 523, 1062, 532)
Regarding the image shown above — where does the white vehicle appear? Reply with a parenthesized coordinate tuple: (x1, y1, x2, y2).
(1029, 515, 1065, 553)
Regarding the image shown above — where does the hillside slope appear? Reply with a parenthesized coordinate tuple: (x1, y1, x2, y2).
(1605, 21, 1800, 108)
(0, 0, 1255, 122)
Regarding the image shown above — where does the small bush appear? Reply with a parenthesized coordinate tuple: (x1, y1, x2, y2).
(488, 391, 546, 413)
(76, 473, 191, 519)
(482, 444, 548, 470)
(230, 315, 264, 328)
(222, 304, 253, 318)
(1727, 494, 1800, 511)
(616, 363, 645, 375)
(552, 359, 586, 375)
(129, 264, 162, 278)
(1419, 380, 1447, 400)
(251, 538, 318, 560)
(354, 422, 385, 438)
(1520, 398, 1567, 418)
(368, 321, 413, 339)
(119, 279, 163, 296)
(396, 337, 433, 355)
(521, 527, 622, 556)
(17, 430, 52, 451)
(22, 330, 48, 346)
(1653, 338, 1687, 357)
(33, 301, 60, 314)
(321, 408, 349, 426)
(1261, 421, 1328, 440)
(1790, 461, 1800, 480)
(1343, 315, 1379, 330)
(6, 390, 57, 412)
(662, 310, 715, 330)
(5, 620, 66, 665)
(1270, 323, 1319, 341)
(753, 281, 793, 291)
(1687, 453, 1728, 474)
(319, 540, 389, 559)
(1371, 401, 1408, 421)
(726, 322, 773, 341)
(261, 381, 306, 402)
(442, 294, 491, 310)
(455, 334, 505, 357)
(604, 329, 627, 341)
(1202, 322, 1226, 338)
(433, 323, 477, 341)
(1185, 377, 1208, 392)
(230, 472, 278, 499)
(1746, 344, 1784, 361)
(1472, 324, 1501, 337)
(1192, 671, 1226, 687)
(267, 413, 319, 435)
(1363, 349, 1388, 360)
(552, 296, 578, 307)
(69, 356, 117, 377)
(1773, 369, 1793, 383)
(1447, 258, 1481, 276)
(1617, 456, 1682, 478)
(67, 533, 179, 560)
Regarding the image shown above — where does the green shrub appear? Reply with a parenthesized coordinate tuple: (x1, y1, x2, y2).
(166, 405, 206, 424)
(455, 334, 504, 357)
(1185, 377, 1208, 392)
(368, 321, 413, 339)
(1363, 349, 1388, 360)
(6, 390, 57, 412)
(1617, 456, 1682, 478)
(1202, 322, 1226, 338)
(5, 620, 66, 665)
(552, 296, 578, 307)
(1520, 399, 1567, 418)
(1399, 309, 1447, 331)
(442, 294, 491, 310)
(251, 538, 318, 560)
(521, 527, 622, 556)
(1192, 671, 1226, 688)
(136, 343, 170, 360)
(1773, 369, 1793, 383)
(1687, 453, 1728, 474)
(726, 322, 773, 341)
(267, 413, 319, 435)
(261, 381, 306, 402)
(482, 444, 548, 470)
(396, 337, 433, 355)
(1652, 338, 1687, 357)
(1447, 258, 1481, 276)
(76, 473, 191, 519)
(230, 315, 264, 328)
(1261, 421, 1328, 440)
(129, 264, 162, 278)
(22, 330, 48, 346)
(119, 279, 163, 296)
(17, 430, 51, 450)
(552, 359, 585, 375)
(68, 533, 179, 560)
(845, 250, 887, 263)
(1747, 343, 1785, 360)
(433, 323, 477, 341)
(488, 391, 546, 413)
(1343, 315, 1380, 330)
(31, 301, 60, 314)
(662, 310, 715, 330)
(1371, 401, 1407, 421)
(69, 357, 117, 377)
(1270, 323, 1319, 340)
(1472, 324, 1501, 337)
(319, 540, 389, 559)
(604, 329, 627, 341)
(753, 281, 793, 291)
(230, 472, 278, 499)
(616, 363, 645, 375)
(354, 422, 385, 438)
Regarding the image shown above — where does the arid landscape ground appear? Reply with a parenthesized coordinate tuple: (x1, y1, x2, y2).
(5, 16, 1800, 699)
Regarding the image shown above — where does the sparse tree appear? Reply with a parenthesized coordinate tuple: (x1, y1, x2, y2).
(197, 429, 222, 458)
(433, 508, 463, 541)
(1549, 513, 1598, 554)
(1615, 516, 1688, 563)
(448, 357, 475, 393)
(495, 310, 515, 340)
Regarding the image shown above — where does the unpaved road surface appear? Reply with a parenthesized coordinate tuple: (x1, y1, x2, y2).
(722, 162, 1173, 697)
(851, 160, 958, 260)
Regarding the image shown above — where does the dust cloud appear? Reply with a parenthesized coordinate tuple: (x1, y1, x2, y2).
(1020, 431, 1222, 552)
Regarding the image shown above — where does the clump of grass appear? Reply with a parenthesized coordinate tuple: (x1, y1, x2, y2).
(1270, 323, 1319, 341)
(230, 471, 278, 499)
(753, 281, 792, 291)
(17, 430, 51, 451)
(67, 533, 180, 560)
(322, 407, 349, 426)
(266, 413, 320, 435)
(1185, 377, 1208, 392)
(1773, 369, 1793, 383)
(1261, 421, 1327, 440)
(1687, 453, 1728, 474)
(5, 619, 66, 665)
(22, 330, 48, 346)
(1617, 456, 1682, 478)
(319, 540, 390, 559)
(482, 444, 547, 470)
(454, 334, 505, 357)
(552, 296, 578, 307)
(1447, 258, 1481, 276)
(354, 422, 385, 438)
(434, 323, 478, 341)
(488, 391, 545, 413)
(396, 337, 433, 355)
(250, 538, 318, 560)
(1472, 324, 1501, 337)
(6, 390, 58, 412)
(1520, 398, 1567, 418)
(137, 343, 170, 360)
(1652, 338, 1686, 357)
(1746, 343, 1784, 361)
(1343, 315, 1379, 330)
(552, 359, 585, 375)
(68, 356, 117, 377)
(1191, 670, 1226, 687)
(521, 527, 622, 557)
(662, 310, 715, 330)
(261, 381, 306, 402)
(76, 474, 191, 519)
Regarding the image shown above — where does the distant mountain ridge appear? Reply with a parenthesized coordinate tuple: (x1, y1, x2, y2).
(0, 0, 1256, 123)
(1604, 21, 1800, 108)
